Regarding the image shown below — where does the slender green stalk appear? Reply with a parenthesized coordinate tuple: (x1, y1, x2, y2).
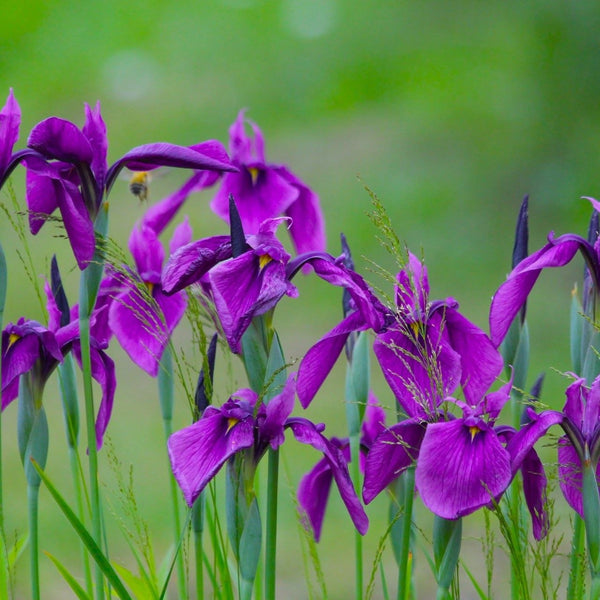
(58, 354, 93, 596)
(264, 448, 279, 600)
(78, 286, 104, 600)
(349, 432, 363, 599)
(158, 346, 187, 599)
(396, 466, 415, 600)
(567, 516, 586, 600)
(28, 484, 40, 600)
(192, 493, 205, 600)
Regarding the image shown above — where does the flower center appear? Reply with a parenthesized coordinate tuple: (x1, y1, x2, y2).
(226, 417, 240, 433)
(7, 333, 19, 349)
(468, 425, 480, 441)
(258, 254, 272, 270)
(248, 167, 260, 185)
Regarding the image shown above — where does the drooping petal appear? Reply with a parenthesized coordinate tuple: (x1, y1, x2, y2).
(297, 456, 334, 542)
(287, 418, 369, 535)
(297, 311, 369, 408)
(55, 180, 96, 269)
(490, 236, 583, 347)
(520, 447, 549, 540)
(362, 419, 426, 504)
(558, 438, 585, 517)
(105, 142, 236, 195)
(416, 419, 511, 519)
(168, 412, 255, 506)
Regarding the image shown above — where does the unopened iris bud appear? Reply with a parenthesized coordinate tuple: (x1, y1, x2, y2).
(194, 333, 218, 418)
(50, 256, 70, 328)
(229, 195, 250, 258)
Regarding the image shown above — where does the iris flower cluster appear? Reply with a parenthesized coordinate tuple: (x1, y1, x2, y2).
(6, 85, 600, 599)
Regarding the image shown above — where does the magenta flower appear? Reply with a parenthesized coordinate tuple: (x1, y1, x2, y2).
(168, 374, 368, 535)
(2, 262, 116, 448)
(107, 218, 190, 376)
(163, 213, 298, 353)
(490, 197, 600, 348)
(554, 376, 600, 517)
(21, 103, 235, 269)
(363, 378, 556, 538)
(298, 393, 385, 541)
(374, 253, 503, 419)
(297, 252, 502, 412)
(210, 110, 325, 255)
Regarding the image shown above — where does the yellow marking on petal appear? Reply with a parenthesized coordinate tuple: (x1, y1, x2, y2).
(469, 426, 480, 441)
(410, 321, 420, 336)
(248, 167, 260, 185)
(226, 418, 239, 433)
(145, 281, 154, 295)
(7, 333, 20, 349)
(259, 254, 272, 270)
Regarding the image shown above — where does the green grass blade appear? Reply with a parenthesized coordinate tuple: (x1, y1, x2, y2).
(31, 460, 133, 600)
(45, 551, 91, 600)
(461, 560, 489, 600)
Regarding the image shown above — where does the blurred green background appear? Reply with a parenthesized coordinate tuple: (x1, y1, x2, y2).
(2, 0, 600, 597)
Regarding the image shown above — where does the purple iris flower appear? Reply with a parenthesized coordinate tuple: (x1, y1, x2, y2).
(298, 393, 385, 541)
(163, 216, 298, 353)
(374, 253, 503, 418)
(210, 110, 325, 255)
(106, 194, 191, 375)
(168, 373, 368, 535)
(363, 377, 555, 538)
(297, 252, 502, 412)
(2, 278, 116, 448)
(20, 103, 235, 270)
(490, 197, 600, 348)
(553, 375, 600, 517)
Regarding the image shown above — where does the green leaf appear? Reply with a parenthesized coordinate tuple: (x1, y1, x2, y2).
(460, 559, 489, 600)
(241, 318, 269, 394)
(31, 459, 133, 600)
(239, 495, 262, 583)
(113, 561, 158, 600)
(263, 330, 287, 401)
(348, 330, 370, 424)
(433, 516, 462, 591)
(45, 551, 91, 600)
(570, 288, 584, 374)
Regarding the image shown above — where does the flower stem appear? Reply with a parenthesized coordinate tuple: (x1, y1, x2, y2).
(78, 284, 104, 600)
(58, 354, 93, 596)
(396, 466, 415, 600)
(567, 515, 586, 600)
(158, 346, 187, 600)
(264, 448, 279, 600)
(192, 493, 205, 600)
(27, 483, 40, 600)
